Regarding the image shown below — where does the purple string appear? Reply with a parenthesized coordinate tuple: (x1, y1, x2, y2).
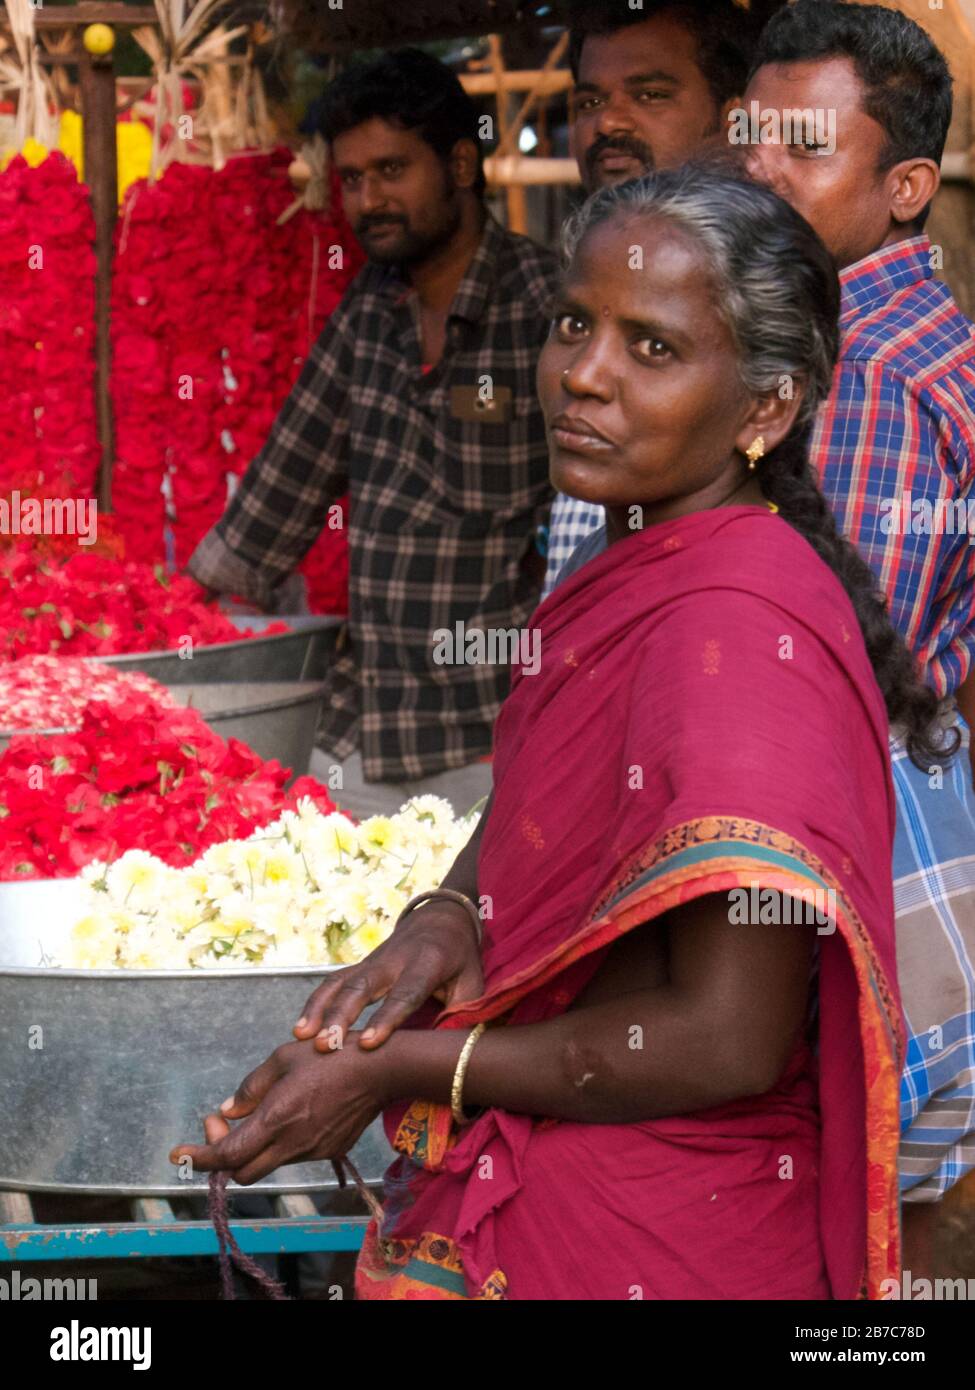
(208, 1156, 382, 1301)
(208, 1171, 290, 1301)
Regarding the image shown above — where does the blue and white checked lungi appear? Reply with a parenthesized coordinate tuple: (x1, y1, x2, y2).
(892, 719, 975, 1201)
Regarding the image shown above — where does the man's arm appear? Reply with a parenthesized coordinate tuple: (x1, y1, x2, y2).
(437, 789, 491, 902)
(187, 311, 356, 610)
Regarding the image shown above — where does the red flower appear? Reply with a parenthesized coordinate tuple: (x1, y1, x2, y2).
(0, 687, 337, 879)
(108, 155, 361, 606)
(0, 547, 289, 658)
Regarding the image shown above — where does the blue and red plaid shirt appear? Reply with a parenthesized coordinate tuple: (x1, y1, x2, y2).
(812, 235, 975, 698)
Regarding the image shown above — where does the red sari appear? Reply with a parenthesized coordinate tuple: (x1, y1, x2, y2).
(356, 507, 903, 1300)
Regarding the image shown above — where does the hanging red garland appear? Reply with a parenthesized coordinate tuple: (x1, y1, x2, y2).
(111, 151, 362, 609)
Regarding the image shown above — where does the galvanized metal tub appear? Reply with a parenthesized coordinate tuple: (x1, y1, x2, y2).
(169, 682, 324, 777)
(0, 879, 394, 1196)
(99, 614, 344, 685)
(0, 682, 325, 778)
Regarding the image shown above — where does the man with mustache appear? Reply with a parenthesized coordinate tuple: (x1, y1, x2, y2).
(188, 49, 561, 818)
(541, 0, 758, 594)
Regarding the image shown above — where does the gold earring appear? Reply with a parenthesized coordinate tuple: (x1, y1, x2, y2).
(746, 436, 766, 471)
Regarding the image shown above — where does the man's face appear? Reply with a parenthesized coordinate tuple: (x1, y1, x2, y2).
(571, 15, 725, 193)
(333, 117, 463, 266)
(743, 58, 894, 269)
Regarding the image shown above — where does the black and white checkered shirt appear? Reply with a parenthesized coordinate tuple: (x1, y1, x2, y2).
(189, 213, 561, 781)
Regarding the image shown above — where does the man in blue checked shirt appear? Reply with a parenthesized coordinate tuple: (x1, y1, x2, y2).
(745, 0, 975, 1278)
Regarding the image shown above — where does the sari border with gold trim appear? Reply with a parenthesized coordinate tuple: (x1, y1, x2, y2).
(385, 816, 902, 1299)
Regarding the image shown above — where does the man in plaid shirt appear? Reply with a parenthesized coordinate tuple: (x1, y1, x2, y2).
(189, 51, 560, 816)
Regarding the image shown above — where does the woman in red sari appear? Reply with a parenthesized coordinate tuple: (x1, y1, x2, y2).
(174, 168, 950, 1299)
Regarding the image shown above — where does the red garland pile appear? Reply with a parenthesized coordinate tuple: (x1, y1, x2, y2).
(0, 655, 174, 731)
(0, 690, 336, 880)
(0, 469, 127, 564)
(0, 154, 99, 497)
(111, 149, 361, 609)
(0, 548, 286, 659)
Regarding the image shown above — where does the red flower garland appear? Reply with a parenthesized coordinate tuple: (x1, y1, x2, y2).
(0, 154, 99, 498)
(2, 150, 359, 611)
(0, 689, 336, 880)
(111, 151, 362, 606)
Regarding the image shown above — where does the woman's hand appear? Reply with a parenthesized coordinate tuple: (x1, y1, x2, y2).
(293, 899, 484, 1052)
(169, 1035, 386, 1186)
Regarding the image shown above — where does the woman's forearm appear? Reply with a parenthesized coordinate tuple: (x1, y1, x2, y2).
(377, 984, 792, 1125)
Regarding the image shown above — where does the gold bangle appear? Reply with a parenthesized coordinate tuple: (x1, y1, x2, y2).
(450, 1023, 486, 1126)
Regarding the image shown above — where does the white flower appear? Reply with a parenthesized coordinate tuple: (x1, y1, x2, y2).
(119, 936, 179, 971)
(400, 794, 456, 826)
(80, 860, 110, 892)
(335, 917, 395, 965)
(183, 865, 212, 898)
(63, 798, 474, 970)
(357, 815, 401, 856)
(258, 844, 307, 892)
(66, 914, 118, 968)
(200, 871, 238, 907)
(106, 851, 170, 911)
(366, 881, 409, 923)
(298, 814, 358, 877)
(326, 880, 370, 930)
(166, 883, 208, 934)
(199, 839, 245, 878)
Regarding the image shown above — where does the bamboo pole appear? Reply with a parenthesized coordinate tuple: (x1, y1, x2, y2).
(289, 153, 582, 191)
(487, 34, 527, 233)
(494, 32, 568, 162)
(79, 48, 118, 512)
(459, 69, 571, 96)
(32, 4, 156, 25)
(485, 155, 580, 186)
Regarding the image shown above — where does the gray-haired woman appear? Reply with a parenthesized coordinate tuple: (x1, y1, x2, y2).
(175, 168, 950, 1300)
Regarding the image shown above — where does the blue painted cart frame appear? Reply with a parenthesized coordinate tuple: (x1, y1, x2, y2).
(0, 1192, 368, 1263)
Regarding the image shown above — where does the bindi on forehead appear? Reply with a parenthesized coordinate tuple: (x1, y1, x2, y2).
(601, 305, 611, 317)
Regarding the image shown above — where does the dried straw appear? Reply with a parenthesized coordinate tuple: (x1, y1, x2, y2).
(1, 0, 59, 150)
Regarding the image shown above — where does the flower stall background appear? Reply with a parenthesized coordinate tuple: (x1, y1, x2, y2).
(0, 133, 362, 611)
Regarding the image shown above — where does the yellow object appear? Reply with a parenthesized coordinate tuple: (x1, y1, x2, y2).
(82, 24, 116, 56)
(57, 111, 82, 175)
(0, 137, 50, 171)
(745, 435, 766, 469)
(58, 110, 154, 204)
